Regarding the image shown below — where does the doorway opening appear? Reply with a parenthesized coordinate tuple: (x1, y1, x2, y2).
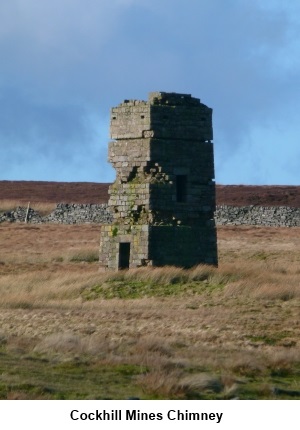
(118, 242, 130, 269)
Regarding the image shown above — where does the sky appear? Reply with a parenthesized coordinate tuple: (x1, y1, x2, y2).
(1, 0, 300, 185)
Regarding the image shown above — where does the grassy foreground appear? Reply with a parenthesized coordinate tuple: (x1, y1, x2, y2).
(0, 223, 299, 399)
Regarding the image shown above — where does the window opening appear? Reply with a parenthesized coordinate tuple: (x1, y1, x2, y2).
(176, 175, 187, 203)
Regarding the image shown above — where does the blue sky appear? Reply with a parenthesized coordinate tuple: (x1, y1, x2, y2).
(1, 0, 299, 185)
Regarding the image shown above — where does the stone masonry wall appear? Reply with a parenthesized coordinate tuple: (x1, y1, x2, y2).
(1, 204, 300, 227)
(107, 138, 215, 226)
(110, 92, 212, 141)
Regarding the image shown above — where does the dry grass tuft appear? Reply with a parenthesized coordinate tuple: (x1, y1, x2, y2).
(136, 369, 184, 397)
(178, 373, 224, 395)
(133, 336, 173, 358)
(265, 348, 300, 372)
(34, 332, 85, 354)
(33, 332, 119, 359)
(106, 266, 187, 285)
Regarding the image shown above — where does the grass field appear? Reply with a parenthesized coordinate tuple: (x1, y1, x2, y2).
(0, 222, 299, 399)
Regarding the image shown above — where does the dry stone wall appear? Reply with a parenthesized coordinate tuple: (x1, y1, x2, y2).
(215, 205, 300, 227)
(1, 204, 300, 226)
(0, 204, 112, 224)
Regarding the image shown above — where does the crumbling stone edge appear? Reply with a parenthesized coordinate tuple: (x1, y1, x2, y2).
(1, 203, 300, 227)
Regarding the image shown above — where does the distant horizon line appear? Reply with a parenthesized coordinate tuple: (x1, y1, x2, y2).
(1, 179, 300, 187)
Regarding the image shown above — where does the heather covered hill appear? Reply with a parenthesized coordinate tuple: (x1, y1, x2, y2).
(0, 181, 299, 207)
(216, 185, 300, 208)
(0, 181, 110, 204)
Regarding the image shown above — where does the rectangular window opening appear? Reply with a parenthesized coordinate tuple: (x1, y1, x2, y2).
(118, 242, 130, 270)
(176, 175, 187, 203)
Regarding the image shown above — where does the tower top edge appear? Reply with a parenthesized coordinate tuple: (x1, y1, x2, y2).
(115, 92, 204, 108)
(149, 91, 200, 106)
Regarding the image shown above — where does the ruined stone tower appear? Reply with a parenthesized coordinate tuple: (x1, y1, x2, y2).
(99, 91, 218, 270)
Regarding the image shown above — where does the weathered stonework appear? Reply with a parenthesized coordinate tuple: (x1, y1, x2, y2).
(99, 92, 218, 269)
